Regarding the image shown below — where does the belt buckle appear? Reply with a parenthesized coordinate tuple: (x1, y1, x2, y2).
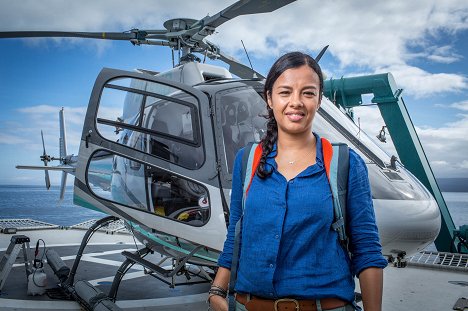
(274, 298, 300, 311)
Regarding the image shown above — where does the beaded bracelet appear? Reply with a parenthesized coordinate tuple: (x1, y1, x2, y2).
(207, 284, 228, 306)
(211, 284, 228, 295)
(208, 288, 227, 298)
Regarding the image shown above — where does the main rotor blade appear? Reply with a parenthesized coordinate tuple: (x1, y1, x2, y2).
(0, 30, 168, 43)
(315, 45, 329, 63)
(204, 0, 297, 29)
(0, 31, 134, 40)
(185, 0, 296, 46)
(218, 51, 265, 79)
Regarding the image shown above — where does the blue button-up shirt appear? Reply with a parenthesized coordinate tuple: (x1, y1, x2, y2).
(218, 134, 388, 302)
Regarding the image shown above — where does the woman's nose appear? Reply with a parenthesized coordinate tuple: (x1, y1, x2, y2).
(289, 92, 303, 107)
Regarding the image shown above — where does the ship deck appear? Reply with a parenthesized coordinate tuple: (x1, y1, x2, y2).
(0, 220, 467, 310)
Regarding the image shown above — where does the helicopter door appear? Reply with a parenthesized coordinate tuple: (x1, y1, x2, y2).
(74, 68, 226, 251)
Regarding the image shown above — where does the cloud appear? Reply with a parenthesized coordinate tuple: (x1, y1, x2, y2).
(408, 45, 464, 64)
(413, 113, 468, 177)
(0, 133, 31, 145)
(377, 65, 468, 98)
(3, 105, 86, 153)
(450, 100, 468, 111)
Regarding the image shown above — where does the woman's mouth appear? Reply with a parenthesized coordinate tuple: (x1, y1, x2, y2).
(285, 112, 305, 122)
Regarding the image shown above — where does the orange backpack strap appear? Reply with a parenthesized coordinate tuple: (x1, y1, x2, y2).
(245, 144, 262, 196)
(321, 137, 333, 180)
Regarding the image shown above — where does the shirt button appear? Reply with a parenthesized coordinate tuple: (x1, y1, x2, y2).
(269, 293, 274, 296)
(275, 234, 279, 239)
(269, 264, 274, 268)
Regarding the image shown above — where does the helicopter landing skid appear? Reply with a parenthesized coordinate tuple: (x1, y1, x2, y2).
(108, 245, 213, 300)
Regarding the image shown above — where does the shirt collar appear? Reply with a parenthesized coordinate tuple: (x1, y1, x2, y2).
(266, 132, 324, 168)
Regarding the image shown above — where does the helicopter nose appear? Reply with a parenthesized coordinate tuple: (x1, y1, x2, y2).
(374, 196, 441, 257)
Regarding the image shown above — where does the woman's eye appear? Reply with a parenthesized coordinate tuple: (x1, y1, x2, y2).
(279, 91, 290, 96)
(304, 91, 316, 96)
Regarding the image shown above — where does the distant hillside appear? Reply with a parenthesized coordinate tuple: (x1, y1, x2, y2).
(437, 178, 468, 192)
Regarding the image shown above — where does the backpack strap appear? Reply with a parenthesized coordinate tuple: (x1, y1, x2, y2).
(321, 138, 350, 252)
(228, 143, 262, 311)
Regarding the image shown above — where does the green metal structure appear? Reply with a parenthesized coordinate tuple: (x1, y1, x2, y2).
(324, 73, 464, 253)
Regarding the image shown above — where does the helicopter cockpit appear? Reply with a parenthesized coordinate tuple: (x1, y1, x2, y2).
(217, 87, 266, 172)
(85, 74, 212, 227)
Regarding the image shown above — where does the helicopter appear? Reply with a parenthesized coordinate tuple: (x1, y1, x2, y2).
(2, 0, 444, 307)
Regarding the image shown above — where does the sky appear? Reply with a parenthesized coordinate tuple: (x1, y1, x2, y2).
(0, 0, 467, 186)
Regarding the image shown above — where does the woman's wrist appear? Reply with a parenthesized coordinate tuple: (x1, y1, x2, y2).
(207, 283, 228, 305)
(208, 284, 228, 298)
(211, 284, 228, 293)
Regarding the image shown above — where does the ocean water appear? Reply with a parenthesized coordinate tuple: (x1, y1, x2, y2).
(0, 185, 467, 229)
(442, 192, 468, 229)
(0, 185, 106, 226)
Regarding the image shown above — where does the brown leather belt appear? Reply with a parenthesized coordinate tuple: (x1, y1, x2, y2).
(235, 293, 348, 311)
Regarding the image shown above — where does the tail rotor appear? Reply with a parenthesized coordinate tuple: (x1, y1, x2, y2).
(40, 130, 51, 190)
(18, 109, 76, 199)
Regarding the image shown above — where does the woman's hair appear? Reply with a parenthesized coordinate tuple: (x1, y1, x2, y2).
(257, 51, 324, 179)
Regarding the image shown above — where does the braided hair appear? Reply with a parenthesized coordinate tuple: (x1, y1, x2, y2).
(257, 51, 324, 179)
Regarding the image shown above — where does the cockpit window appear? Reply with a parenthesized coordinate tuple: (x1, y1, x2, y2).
(96, 77, 204, 169)
(216, 87, 267, 173)
(87, 150, 210, 227)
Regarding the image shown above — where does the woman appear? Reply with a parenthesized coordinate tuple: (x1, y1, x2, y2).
(208, 52, 387, 311)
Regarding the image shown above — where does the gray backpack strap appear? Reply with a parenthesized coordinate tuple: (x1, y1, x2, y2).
(329, 143, 350, 252)
(228, 143, 258, 311)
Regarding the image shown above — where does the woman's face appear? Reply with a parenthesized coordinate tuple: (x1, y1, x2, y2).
(267, 65, 321, 137)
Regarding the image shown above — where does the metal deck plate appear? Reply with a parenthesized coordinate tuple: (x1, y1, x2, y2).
(0, 219, 59, 231)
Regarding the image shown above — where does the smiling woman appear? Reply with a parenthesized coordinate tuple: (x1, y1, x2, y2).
(208, 52, 387, 311)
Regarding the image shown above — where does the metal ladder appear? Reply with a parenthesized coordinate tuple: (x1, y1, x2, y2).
(0, 235, 32, 291)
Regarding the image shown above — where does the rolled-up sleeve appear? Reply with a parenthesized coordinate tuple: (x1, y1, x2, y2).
(217, 148, 245, 269)
(346, 149, 388, 276)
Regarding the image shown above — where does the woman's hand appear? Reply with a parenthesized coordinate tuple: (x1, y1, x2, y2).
(209, 267, 231, 310)
(209, 294, 228, 311)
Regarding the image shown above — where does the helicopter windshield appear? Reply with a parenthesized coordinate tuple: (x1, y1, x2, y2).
(215, 86, 267, 173)
(315, 98, 392, 167)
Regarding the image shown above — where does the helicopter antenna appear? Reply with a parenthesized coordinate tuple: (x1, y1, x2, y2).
(315, 45, 329, 63)
(171, 48, 175, 67)
(241, 40, 254, 72)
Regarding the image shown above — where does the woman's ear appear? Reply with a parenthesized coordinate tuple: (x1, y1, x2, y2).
(266, 91, 272, 108)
